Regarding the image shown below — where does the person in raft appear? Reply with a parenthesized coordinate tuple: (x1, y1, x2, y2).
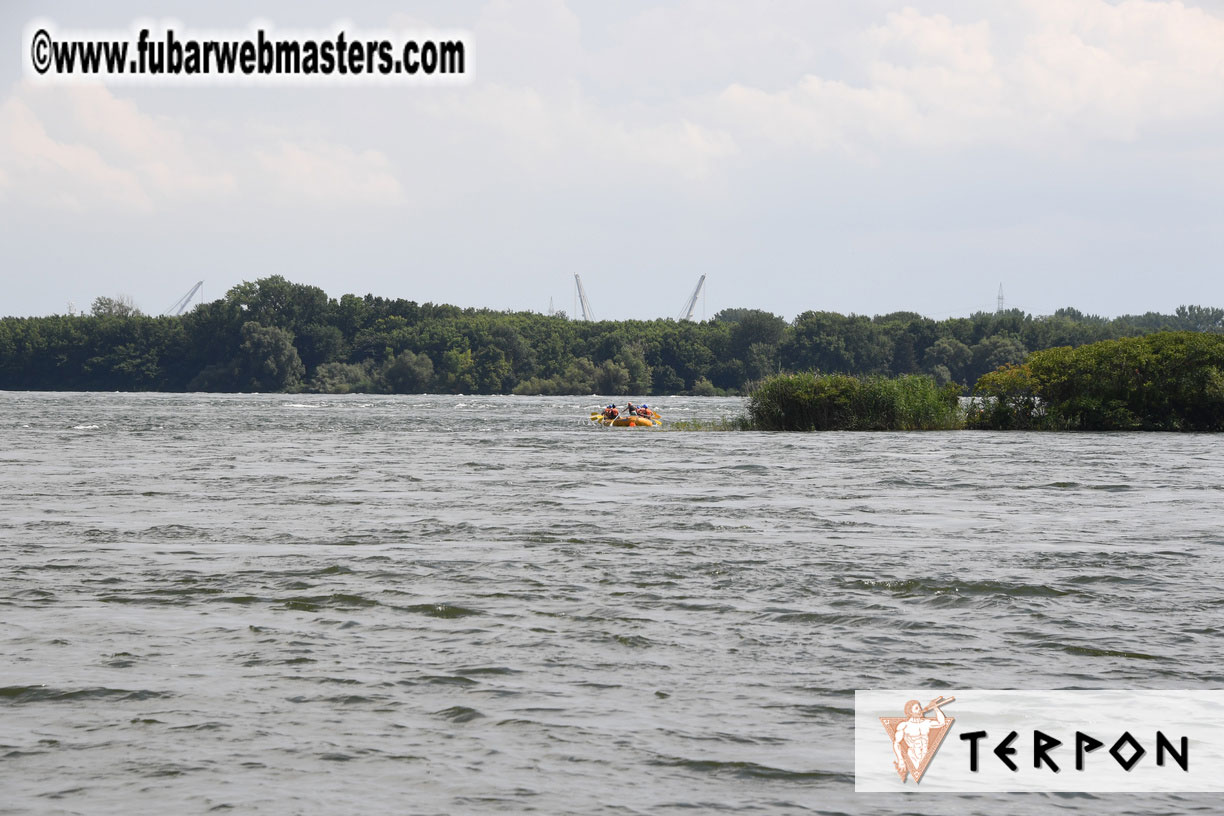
(636, 404, 653, 417)
(625, 402, 637, 416)
(602, 404, 619, 420)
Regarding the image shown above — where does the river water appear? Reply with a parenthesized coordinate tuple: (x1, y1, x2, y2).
(2, 392, 1221, 815)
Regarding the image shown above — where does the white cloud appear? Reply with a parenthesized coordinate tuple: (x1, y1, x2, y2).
(0, 82, 407, 212)
(0, 82, 237, 212)
(0, 92, 152, 211)
(1014, 0, 1224, 140)
(410, 83, 737, 187)
(711, 0, 1224, 157)
(62, 85, 236, 198)
(399, 1, 739, 184)
(254, 140, 403, 205)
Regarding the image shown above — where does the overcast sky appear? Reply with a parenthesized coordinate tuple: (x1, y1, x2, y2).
(2, 0, 1222, 321)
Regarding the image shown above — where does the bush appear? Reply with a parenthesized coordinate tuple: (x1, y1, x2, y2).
(746, 372, 962, 431)
(966, 364, 1047, 430)
(968, 332, 1224, 431)
(310, 361, 377, 394)
(512, 357, 597, 395)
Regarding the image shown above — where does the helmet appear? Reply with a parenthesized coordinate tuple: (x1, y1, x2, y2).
(642, 404, 648, 408)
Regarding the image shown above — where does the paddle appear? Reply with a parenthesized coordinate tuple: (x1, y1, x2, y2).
(594, 406, 618, 427)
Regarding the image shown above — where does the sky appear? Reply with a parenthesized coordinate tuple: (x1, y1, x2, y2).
(2, 0, 1222, 321)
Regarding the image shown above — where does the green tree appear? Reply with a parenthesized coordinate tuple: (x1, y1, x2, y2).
(91, 295, 141, 318)
(225, 276, 331, 335)
(969, 332, 1224, 431)
(923, 337, 972, 383)
(4, 275, 1224, 400)
(967, 364, 1043, 429)
(436, 348, 477, 393)
(473, 346, 513, 393)
(1175, 305, 1224, 333)
(969, 335, 1028, 382)
(236, 321, 305, 391)
(296, 323, 346, 371)
(595, 360, 631, 394)
(382, 350, 434, 393)
(311, 361, 376, 393)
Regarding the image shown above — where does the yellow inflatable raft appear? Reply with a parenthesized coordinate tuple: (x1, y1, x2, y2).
(589, 411, 662, 427)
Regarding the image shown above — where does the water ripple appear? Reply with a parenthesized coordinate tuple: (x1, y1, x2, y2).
(1, 391, 1220, 815)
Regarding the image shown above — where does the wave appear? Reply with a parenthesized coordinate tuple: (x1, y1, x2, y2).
(843, 577, 1073, 598)
(399, 603, 483, 618)
(649, 754, 844, 781)
(0, 685, 172, 704)
(433, 705, 484, 723)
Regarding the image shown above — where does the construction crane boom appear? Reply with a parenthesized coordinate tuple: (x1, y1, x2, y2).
(679, 274, 706, 321)
(574, 274, 595, 321)
(164, 281, 204, 316)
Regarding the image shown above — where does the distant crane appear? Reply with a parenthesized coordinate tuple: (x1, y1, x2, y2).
(679, 275, 706, 321)
(164, 281, 204, 316)
(574, 274, 595, 321)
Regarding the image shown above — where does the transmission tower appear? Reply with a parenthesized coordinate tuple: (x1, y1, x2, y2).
(996, 284, 1005, 314)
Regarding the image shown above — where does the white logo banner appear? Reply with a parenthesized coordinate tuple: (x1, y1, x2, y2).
(855, 690, 1224, 792)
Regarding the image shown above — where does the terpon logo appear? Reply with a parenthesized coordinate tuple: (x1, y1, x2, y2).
(854, 690, 1220, 793)
(878, 695, 954, 783)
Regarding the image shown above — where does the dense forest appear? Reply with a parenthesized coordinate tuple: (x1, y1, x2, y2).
(1, 276, 1222, 394)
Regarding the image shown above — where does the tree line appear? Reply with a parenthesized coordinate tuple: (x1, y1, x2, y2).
(1, 275, 1221, 394)
(968, 332, 1224, 431)
(742, 332, 1224, 432)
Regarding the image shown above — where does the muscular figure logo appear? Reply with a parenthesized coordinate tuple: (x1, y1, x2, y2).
(879, 695, 955, 783)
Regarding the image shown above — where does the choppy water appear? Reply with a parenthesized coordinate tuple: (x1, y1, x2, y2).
(2, 392, 1222, 815)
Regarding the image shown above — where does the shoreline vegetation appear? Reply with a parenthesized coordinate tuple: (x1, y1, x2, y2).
(746, 373, 963, 431)
(966, 332, 1224, 432)
(0, 276, 1220, 431)
(703, 332, 1223, 432)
